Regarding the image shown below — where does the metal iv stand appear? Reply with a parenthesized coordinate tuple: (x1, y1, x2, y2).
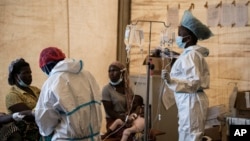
(131, 20, 169, 141)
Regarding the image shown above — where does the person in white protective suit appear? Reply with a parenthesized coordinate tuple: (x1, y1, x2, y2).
(162, 10, 213, 141)
(34, 47, 102, 141)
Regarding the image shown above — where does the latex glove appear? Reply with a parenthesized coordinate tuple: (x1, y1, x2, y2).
(161, 69, 171, 83)
(129, 113, 138, 121)
(12, 112, 25, 121)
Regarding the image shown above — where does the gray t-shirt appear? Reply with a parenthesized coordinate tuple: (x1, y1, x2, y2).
(102, 84, 133, 118)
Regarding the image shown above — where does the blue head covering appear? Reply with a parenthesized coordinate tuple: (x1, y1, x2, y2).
(181, 10, 213, 40)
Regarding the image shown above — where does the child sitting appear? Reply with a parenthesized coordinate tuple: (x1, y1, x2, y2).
(102, 95, 144, 141)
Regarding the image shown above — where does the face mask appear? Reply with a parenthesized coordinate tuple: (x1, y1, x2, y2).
(41, 65, 51, 76)
(110, 78, 123, 86)
(109, 74, 123, 86)
(176, 36, 189, 49)
(44, 66, 50, 76)
(17, 76, 29, 87)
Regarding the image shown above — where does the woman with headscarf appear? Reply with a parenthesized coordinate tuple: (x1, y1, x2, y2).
(35, 47, 102, 141)
(162, 10, 213, 141)
(101, 61, 134, 139)
(6, 58, 41, 141)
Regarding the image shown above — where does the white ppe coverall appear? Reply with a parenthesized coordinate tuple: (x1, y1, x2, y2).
(167, 45, 209, 141)
(35, 59, 102, 141)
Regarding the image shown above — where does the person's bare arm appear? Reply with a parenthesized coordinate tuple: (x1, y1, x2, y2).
(102, 100, 126, 121)
(8, 104, 34, 121)
(8, 103, 31, 113)
(0, 113, 14, 124)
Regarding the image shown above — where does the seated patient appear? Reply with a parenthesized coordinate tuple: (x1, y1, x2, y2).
(102, 95, 144, 141)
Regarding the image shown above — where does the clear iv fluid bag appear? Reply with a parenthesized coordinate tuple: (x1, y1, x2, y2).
(124, 24, 144, 49)
(161, 28, 175, 47)
(124, 25, 134, 48)
(135, 29, 144, 47)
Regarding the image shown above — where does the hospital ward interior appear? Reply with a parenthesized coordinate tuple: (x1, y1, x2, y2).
(0, 0, 250, 141)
